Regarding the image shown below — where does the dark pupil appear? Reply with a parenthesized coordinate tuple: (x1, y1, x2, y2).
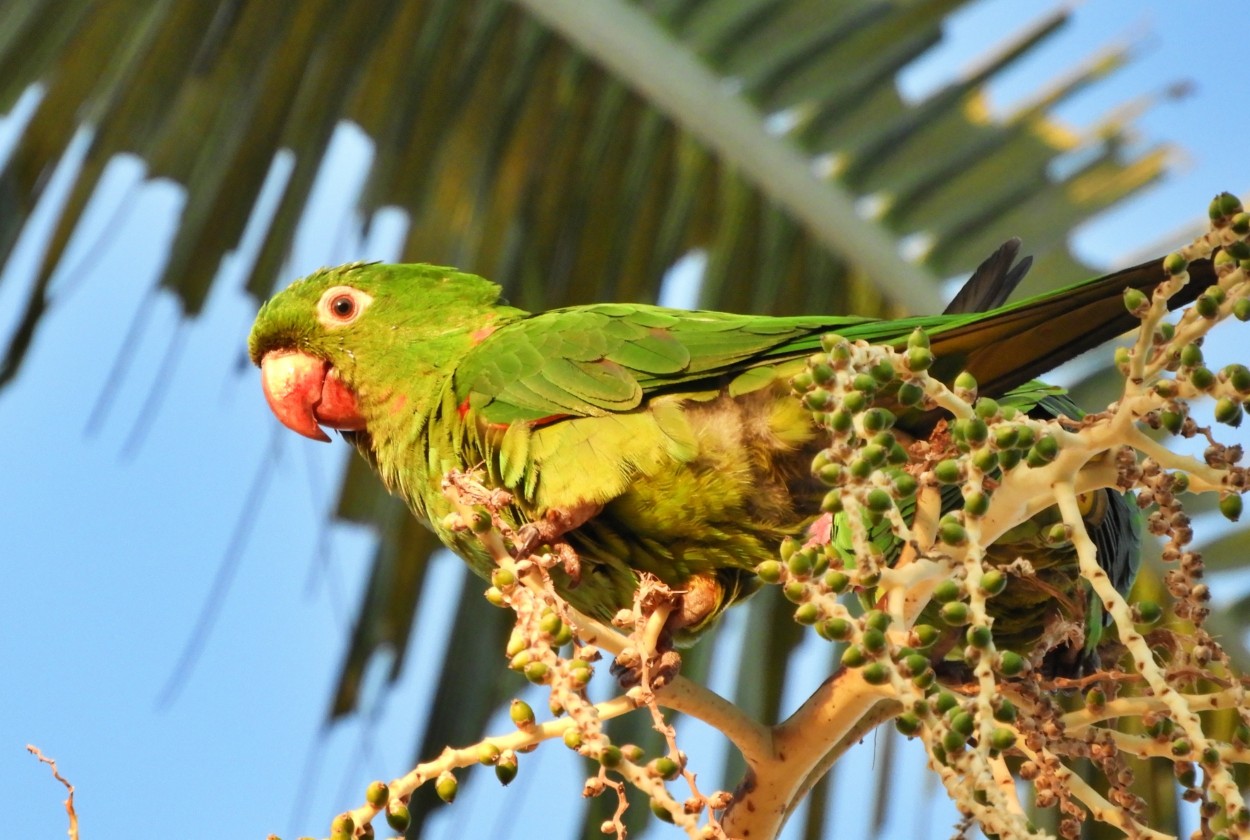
(332, 296, 354, 317)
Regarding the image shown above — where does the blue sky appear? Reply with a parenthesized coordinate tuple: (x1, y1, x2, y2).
(3, 2, 1248, 838)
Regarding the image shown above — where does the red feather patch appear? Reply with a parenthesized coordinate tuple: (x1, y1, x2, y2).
(527, 413, 570, 428)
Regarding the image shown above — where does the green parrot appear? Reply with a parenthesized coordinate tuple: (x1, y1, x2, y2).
(248, 248, 1215, 664)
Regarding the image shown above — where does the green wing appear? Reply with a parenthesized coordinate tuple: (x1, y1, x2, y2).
(454, 304, 874, 425)
(454, 253, 1218, 428)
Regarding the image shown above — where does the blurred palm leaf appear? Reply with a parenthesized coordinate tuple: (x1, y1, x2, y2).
(0, 0, 1224, 836)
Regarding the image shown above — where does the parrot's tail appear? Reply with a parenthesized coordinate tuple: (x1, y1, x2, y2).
(929, 255, 1219, 397)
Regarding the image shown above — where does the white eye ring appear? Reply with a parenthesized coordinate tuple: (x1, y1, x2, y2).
(317, 285, 373, 328)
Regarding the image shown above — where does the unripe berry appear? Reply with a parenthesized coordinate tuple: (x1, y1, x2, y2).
(366, 781, 389, 808)
(511, 699, 535, 728)
(989, 727, 1017, 751)
(940, 602, 969, 626)
(1135, 600, 1163, 625)
(979, 569, 1007, 596)
(896, 713, 922, 736)
(1123, 288, 1148, 314)
(998, 651, 1025, 676)
(386, 800, 412, 832)
(933, 579, 962, 603)
(330, 814, 355, 840)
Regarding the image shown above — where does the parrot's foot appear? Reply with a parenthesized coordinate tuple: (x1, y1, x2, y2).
(610, 574, 725, 689)
(611, 647, 682, 691)
(547, 540, 581, 586)
(1041, 643, 1101, 680)
(513, 501, 602, 585)
(609, 578, 692, 691)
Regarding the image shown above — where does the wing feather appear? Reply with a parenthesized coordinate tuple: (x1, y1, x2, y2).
(453, 304, 858, 425)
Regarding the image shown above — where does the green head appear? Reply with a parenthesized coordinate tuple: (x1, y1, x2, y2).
(249, 262, 523, 441)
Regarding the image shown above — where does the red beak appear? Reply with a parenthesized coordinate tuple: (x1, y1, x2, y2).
(260, 350, 364, 442)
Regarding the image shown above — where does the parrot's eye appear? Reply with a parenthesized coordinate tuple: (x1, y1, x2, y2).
(317, 285, 372, 327)
(331, 295, 355, 318)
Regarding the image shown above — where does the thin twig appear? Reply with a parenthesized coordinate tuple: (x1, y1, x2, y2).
(27, 745, 78, 840)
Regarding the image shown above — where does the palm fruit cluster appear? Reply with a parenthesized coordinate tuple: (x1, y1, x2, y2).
(776, 325, 1079, 674)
